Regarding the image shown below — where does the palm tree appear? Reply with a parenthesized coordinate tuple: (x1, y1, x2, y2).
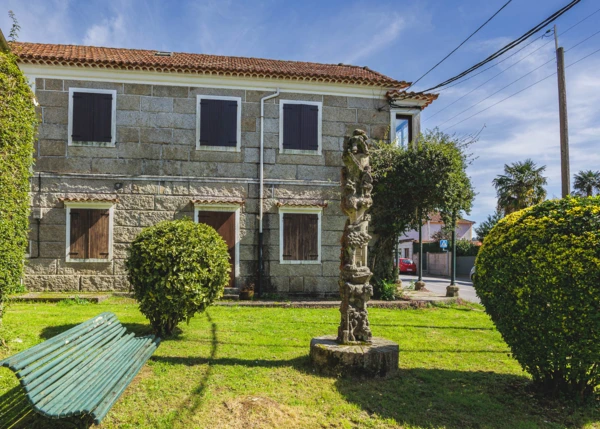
(573, 170, 600, 197)
(492, 159, 547, 215)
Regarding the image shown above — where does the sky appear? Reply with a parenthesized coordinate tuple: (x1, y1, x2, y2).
(1, 0, 599, 230)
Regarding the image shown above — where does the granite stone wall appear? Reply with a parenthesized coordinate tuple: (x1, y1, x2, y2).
(26, 78, 412, 295)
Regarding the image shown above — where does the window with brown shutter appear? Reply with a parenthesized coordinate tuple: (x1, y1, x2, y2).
(282, 213, 319, 261)
(68, 208, 111, 260)
(71, 91, 114, 144)
(198, 97, 240, 148)
(282, 102, 320, 152)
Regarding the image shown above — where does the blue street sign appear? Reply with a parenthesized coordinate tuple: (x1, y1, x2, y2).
(440, 239, 448, 249)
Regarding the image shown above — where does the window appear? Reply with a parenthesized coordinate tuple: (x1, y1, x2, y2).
(196, 95, 242, 151)
(404, 248, 410, 258)
(65, 203, 114, 262)
(394, 114, 412, 147)
(279, 207, 322, 264)
(279, 100, 322, 154)
(68, 88, 117, 146)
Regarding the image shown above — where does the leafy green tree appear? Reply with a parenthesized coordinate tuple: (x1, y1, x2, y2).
(0, 49, 37, 324)
(370, 129, 474, 286)
(573, 170, 600, 197)
(492, 159, 547, 215)
(475, 210, 503, 242)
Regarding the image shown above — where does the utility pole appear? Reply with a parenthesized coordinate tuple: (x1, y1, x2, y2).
(555, 25, 570, 197)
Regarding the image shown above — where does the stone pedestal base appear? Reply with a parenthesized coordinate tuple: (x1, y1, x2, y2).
(446, 285, 460, 297)
(415, 280, 426, 291)
(310, 335, 399, 377)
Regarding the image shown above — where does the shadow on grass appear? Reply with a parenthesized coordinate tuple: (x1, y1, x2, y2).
(39, 322, 156, 340)
(0, 386, 92, 429)
(335, 368, 599, 429)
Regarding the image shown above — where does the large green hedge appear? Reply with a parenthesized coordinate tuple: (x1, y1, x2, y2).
(125, 219, 230, 336)
(475, 197, 600, 398)
(0, 51, 37, 320)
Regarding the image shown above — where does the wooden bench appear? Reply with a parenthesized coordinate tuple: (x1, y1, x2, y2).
(0, 312, 160, 424)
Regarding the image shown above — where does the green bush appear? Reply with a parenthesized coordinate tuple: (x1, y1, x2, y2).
(475, 197, 600, 398)
(125, 219, 230, 336)
(375, 280, 397, 301)
(455, 239, 480, 256)
(0, 51, 37, 321)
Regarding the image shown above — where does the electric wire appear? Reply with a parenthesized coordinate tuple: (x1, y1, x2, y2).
(442, 45, 600, 131)
(436, 5, 600, 93)
(433, 24, 600, 128)
(419, 0, 582, 93)
(406, 0, 513, 91)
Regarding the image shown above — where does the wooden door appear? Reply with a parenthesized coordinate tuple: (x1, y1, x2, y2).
(197, 210, 236, 288)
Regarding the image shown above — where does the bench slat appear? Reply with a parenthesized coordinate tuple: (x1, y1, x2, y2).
(0, 312, 160, 424)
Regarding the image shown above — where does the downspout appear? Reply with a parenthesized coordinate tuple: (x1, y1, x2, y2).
(258, 88, 280, 296)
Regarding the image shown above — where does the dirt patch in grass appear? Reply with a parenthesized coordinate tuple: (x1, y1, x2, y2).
(211, 396, 303, 429)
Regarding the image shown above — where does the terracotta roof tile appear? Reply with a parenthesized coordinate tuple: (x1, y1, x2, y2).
(276, 199, 328, 208)
(192, 197, 245, 205)
(386, 89, 439, 108)
(12, 42, 410, 88)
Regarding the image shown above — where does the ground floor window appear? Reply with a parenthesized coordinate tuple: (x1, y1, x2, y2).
(65, 202, 114, 262)
(279, 207, 322, 264)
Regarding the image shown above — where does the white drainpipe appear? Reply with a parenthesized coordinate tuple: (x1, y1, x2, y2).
(258, 89, 280, 294)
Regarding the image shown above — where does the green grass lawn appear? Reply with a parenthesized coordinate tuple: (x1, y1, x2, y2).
(0, 299, 598, 429)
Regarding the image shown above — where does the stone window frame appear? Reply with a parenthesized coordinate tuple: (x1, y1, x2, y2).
(195, 95, 243, 153)
(193, 203, 241, 285)
(279, 100, 323, 156)
(64, 201, 115, 263)
(67, 88, 118, 147)
(278, 206, 322, 265)
(389, 107, 420, 147)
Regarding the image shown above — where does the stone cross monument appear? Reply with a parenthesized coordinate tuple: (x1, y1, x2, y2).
(338, 129, 374, 344)
(309, 129, 399, 377)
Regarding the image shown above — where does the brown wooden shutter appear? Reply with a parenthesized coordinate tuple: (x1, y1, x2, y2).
(282, 104, 302, 150)
(71, 92, 95, 142)
(200, 99, 237, 147)
(301, 105, 319, 151)
(283, 213, 301, 260)
(302, 214, 319, 260)
(198, 210, 236, 288)
(93, 94, 113, 142)
(69, 209, 89, 259)
(88, 209, 110, 259)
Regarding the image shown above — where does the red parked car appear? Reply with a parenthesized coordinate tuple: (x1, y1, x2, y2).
(399, 258, 417, 274)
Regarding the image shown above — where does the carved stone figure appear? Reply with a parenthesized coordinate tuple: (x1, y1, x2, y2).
(338, 129, 374, 344)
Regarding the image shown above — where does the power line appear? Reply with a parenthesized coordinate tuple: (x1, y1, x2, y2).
(419, 0, 582, 93)
(437, 5, 600, 93)
(433, 25, 600, 127)
(442, 45, 600, 131)
(407, 0, 513, 90)
(428, 36, 553, 119)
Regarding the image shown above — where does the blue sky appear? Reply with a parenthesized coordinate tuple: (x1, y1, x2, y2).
(2, 0, 599, 229)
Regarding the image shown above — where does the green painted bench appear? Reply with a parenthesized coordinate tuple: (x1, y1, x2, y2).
(0, 312, 160, 425)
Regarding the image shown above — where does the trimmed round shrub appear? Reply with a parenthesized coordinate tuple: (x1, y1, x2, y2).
(475, 197, 600, 398)
(0, 52, 37, 321)
(126, 219, 230, 336)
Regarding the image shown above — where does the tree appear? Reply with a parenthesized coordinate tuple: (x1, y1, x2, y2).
(573, 170, 600, 197)
(492, 159, 547, 215)
(369, 129, 474, 287)
(0, 49, 37, 325)
(475, 210, 503, 242)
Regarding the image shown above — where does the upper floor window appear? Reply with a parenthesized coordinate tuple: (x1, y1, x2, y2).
(279, 100, 322, 154)
(394, 114, 412, 147)
(68, 88, 117, 146)
(196, 95, 242, 152)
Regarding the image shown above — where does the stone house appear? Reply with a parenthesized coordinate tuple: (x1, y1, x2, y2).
(14, 42, 437, 296)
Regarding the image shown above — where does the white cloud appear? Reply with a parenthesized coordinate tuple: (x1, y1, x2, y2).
(83, 14, 125, 47)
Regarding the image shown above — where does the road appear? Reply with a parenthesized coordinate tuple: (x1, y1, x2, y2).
(399, 274, 480, 303)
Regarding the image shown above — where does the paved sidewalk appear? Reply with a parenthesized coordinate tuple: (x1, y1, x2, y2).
(399, 274, 480, 303)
